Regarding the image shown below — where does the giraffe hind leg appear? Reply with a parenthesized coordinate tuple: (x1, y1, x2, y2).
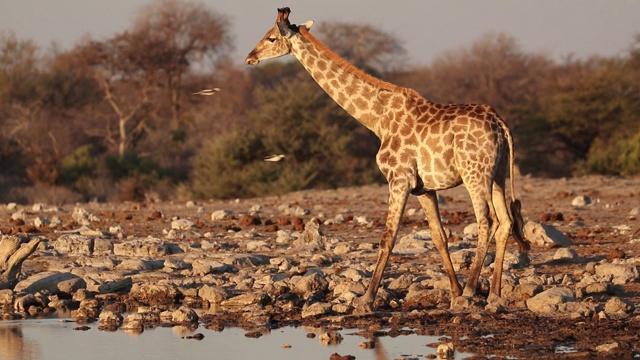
(489, 181, 513, 298)
(462, 181, 496, 297)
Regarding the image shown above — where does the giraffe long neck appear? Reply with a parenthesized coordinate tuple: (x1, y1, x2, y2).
(290, 28, 419, 137)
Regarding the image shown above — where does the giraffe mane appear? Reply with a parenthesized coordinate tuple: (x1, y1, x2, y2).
(298, 27, 421, 98)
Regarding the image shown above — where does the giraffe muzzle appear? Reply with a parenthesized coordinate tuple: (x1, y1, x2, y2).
(245, 55, 260, 65)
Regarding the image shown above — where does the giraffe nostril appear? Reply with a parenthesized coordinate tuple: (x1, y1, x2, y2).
(245, 57, 259, 65)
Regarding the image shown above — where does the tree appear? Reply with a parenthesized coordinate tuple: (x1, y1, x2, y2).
(129, 0, 232, 131)
(315, 21, 406, 75)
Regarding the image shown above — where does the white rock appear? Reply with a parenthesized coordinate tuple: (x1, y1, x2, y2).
(49, 216, 62, 227)
(571, 195, 592, 207)
(595, 342, 619, 353)
(603, 296, 635, 315)
(211, 210, 232, 220)
(294, 272, 329, 294)
(394, 232, 431, 254)
(246, 240, 270, 251)
(171, 219, 194, 230)
(55, 235, 94, 255)
(99, 310, 123, 326)
(113, 237, 167, 257)
(523, 221, 573, 247)
(436, 342, 455, 359)
(525, 287, 575, 314)
(302, 302, 333, 318)
(595, 263, 639, 284)
(198, 284, 230, 304)
(463, 223, 478, 238)
(32, 203, 46, 211)
(6, 202, 17, 211)
(553, 248, 578, 261)
(11, 210, 27, 221)
(33, 217, 50, 228)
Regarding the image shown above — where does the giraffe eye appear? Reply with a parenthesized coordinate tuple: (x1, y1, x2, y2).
(267, 37, 277, 43)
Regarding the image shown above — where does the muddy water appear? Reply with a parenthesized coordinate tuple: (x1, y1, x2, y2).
(0, 318, 476, 360)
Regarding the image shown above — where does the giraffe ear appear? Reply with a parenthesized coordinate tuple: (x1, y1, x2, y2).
(277, 22, 295, 38)
(299, 21, 314, 31)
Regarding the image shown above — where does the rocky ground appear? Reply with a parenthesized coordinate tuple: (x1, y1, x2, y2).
(1, 175, 639, 359)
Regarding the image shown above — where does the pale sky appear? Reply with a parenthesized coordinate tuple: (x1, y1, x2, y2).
(1, 0, 639, 66)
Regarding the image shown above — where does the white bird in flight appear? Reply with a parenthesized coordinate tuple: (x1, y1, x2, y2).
(193, 88, 221, 95)
(263, 154, 285, 162)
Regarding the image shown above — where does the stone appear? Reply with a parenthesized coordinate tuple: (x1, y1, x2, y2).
(211, 210, 232, 220)
(595, 342, 619, 353)
(603, 296, 635, 316)
(0, 289, 14, 306)
(594, 263, 639, 284)
(387, 274, 414, 291)
(98, 310, 123, 326)
(93, 238, 114, 255)
(98, 278, 133, 294)
(571, 195, 592, 207)
(164, 258, 189, 270)
(72, 207, 100, 225)
(129, 283, 180, 306)
(246, 240, 270, 251)
(33, 217, 50, 228)
(54, 235, 94, 255)
(171, 219, 195, 230)
(198, 284, 230, 304)
(463, 223, 478, 238)
(394, 232, 431, 254)
(221, 292, 270, 307)
(191, 259, 235, 275)
(436, 342, 455, 359)
(525, 287, 575, 314)
(14, 271, 85, 296)
(293, 221, 325, 251)
(294, 272, 329, 294)
(170, 306, 199, 323)
(302, 302, 333, 318)
(553, 248, 578, 261)
(113, 237, 168, 257)
(523, 221, 573, 247)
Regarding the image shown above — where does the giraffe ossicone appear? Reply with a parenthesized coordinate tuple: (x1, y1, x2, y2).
(246, 7, 529, 309)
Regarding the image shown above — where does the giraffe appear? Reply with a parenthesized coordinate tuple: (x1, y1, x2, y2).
(245, 7, 529, 308)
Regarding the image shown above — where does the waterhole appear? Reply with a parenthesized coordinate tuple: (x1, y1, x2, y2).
(0, 318, 476, 360)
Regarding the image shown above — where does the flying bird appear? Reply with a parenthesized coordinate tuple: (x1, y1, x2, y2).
(193, 88, 221, 95)
(263, 154, 285, 162)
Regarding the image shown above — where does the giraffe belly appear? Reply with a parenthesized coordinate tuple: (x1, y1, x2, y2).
(416, 168, 463, 191)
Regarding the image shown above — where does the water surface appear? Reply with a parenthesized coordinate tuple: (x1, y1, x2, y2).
(0, 319, 475, 360)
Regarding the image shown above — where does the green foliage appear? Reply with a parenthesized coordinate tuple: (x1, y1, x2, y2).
(582, 131, 640, 176)
(189, 68, 382, 199)
(104, 151, 159, 180)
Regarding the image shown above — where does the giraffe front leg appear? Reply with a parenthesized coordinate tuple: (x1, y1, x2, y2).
(417, 191, 463, 300)
(358, 179, 411, 310)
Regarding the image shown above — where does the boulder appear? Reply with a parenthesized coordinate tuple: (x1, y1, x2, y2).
(14, 271, 86, 296)
(526, 287, 575, 314)
(594, 263, 639, 284)
(113, 238, 168, 257)
(523, 221, 573, 247)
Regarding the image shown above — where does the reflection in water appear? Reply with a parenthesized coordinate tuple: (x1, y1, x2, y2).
(0, 319, 475, 360)
(0, 325, 41, 360)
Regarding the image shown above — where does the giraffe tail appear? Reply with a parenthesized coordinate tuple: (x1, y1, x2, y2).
(502, 119, 530, 254)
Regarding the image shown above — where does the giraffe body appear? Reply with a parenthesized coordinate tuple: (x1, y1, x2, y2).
(246, 8, 528, 308)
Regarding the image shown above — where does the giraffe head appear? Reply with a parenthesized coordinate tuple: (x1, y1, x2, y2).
(245, 7, 313, 65)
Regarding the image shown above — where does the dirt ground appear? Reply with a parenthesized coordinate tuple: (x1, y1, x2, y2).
(3, 175, 640, 358)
